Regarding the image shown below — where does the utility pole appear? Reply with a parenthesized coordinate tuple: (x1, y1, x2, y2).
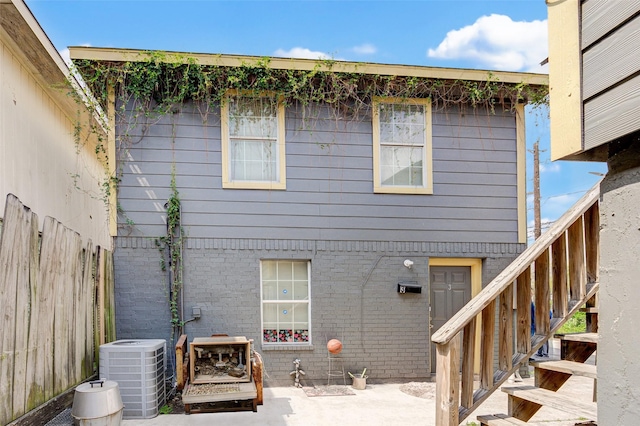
(533, 141, 541, 240)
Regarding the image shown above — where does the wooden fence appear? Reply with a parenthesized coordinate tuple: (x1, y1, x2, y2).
(0, 194, 115, 425)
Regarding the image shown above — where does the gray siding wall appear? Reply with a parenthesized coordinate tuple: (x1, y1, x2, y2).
(113, 237, 524, 383)
(581, 0, 640, 48)
(116, 101, 520, 243)
(113, 99, 524, 382)
(581, 0, 640, 150)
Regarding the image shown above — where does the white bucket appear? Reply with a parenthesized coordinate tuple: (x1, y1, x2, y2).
(352, 376, 367, 390)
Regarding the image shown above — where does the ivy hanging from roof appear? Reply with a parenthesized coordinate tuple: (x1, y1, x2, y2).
(72, 50, 548, 126)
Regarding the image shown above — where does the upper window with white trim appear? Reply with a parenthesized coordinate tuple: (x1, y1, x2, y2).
(221, 91, 286, 189)
(372, 97, 433, 194)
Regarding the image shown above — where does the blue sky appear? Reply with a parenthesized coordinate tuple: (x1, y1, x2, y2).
(26, 0, 607, 240)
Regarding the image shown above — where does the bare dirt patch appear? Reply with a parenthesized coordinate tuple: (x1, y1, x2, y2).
(399, 382, 436, 399)
(163, 390, 185, 414)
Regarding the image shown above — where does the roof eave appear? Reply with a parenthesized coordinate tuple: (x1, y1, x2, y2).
(69, 46, 549, 88)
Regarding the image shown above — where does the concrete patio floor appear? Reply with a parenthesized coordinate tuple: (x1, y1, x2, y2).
(122, 340, 596, 426)
(120, 374, 594, 426)
(43, 339, 595, 426)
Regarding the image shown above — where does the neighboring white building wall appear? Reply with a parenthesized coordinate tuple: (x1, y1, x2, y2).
(0, 29, 110, 248)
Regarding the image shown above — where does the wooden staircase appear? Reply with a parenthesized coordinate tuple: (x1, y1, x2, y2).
(431, 184, 601, 426)
(477, 329, 598, 425)
(478, 304, 600, 425)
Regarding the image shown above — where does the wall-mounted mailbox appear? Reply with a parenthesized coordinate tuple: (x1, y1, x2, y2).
(398, 281, 421, 294)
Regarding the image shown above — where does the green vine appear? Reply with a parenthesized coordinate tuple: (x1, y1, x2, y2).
(72, 51, 548, 128)
(65, 95, 116, 213)
(154, 166, 184, 334)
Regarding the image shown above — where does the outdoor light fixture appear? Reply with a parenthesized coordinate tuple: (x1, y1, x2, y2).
(403, 259, 414, 269)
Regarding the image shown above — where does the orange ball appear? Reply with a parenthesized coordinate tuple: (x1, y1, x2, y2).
(327, 339, 343, 354)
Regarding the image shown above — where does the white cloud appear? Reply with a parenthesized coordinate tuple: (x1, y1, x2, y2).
(542, 193, 582, 222)
(59, 43, 92, 67)
(544, 193, 580, 206)
(540, 162, 561, 173)
(427, 14, 548, 73)
(527, 216, 555, 240)
(352, 43, 377, 55)
(539, 217, 555, 235)
(274, 47, 333, 60)
(59, 48, 72, 66)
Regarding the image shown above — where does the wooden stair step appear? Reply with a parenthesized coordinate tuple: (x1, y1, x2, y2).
(558, 332, 598, 344)
(477, 413, 529, 425)
(502, 385, 597, 419)
(580, 307, 598, 313)
(530, 360, 597, 379)
(478, 413, 590, 426)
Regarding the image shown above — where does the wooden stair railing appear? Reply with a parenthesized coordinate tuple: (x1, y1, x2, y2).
(432, 183, 600, 426)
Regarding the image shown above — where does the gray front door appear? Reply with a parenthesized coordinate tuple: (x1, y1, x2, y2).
(429, 266, 471, 373)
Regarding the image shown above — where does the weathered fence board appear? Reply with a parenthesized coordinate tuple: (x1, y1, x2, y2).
(13, 198, 38, 420)
(69, 231, 83, 388)
(25, 200, 41, 413)
(95, 247, 116, 347)
(96, 247, 105, 346)
(0, 194, 34, 424)
(81, 241, 95, 378)
(0, 194, 115, 424)
(38, 217, 61, 403)
(104, 251, 116, 343)
(53, 221, 70, 395)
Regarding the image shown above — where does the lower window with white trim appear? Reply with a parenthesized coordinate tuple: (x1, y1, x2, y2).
(261, 260, 310, 344)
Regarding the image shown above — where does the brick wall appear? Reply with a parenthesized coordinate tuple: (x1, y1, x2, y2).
(113, 237, 524, 386)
